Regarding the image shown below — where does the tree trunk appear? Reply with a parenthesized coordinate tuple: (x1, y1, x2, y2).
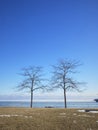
(30, 80, 34, 108)
(64, 88, 67, 108)
(30, 90, 33, 108)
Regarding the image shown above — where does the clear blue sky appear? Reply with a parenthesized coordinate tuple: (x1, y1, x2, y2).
(0, 0, 98, 101)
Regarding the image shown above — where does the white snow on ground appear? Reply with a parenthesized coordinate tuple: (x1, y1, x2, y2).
(89, 111, 98, 113)
(73, 120, 77, 124)
(0, 114, 32, 118)
(78, 110, 98, 113)
(78, 110, 85, 112)
(59, 113, 66, 116)
(78, 114, 94, 117)
(0, 115, 11, 117)
(73, 113, 77, 116)
(58, 113, 66, 118)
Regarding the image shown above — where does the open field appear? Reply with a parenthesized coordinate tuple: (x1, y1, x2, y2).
(0, 108, 98, 130)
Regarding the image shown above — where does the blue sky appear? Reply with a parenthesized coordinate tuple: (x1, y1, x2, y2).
(0, 0, 98, 101)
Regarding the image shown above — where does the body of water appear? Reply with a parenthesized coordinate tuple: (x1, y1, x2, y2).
(0, 101, 98, 108)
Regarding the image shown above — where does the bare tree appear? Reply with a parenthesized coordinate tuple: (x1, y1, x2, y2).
(17, 66, 45, 108)
(51, 59, 83, 108)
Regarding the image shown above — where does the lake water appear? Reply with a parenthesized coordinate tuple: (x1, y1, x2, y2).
(0, 101, 98, 108)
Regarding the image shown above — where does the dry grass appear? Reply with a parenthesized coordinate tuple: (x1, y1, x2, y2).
(0, 107, 98, 130)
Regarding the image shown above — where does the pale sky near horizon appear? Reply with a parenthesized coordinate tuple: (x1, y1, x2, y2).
(0, 0, 98, 101)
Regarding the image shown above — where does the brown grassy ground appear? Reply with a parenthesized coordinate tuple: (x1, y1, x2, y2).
(0, 108, 98, 130)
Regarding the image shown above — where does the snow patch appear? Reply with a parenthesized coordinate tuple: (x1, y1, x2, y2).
(78, 110, 85, 112)
(0, 115, 11, 117)
(78, 114, 94, 117)
(78, 109, 98, 113)
(73, 120, 77, 124)
(0, 114, 32, 118)
(89, 111, 98, 113)
(73, 113, 77, 116)
(59, 113, 66, 116)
